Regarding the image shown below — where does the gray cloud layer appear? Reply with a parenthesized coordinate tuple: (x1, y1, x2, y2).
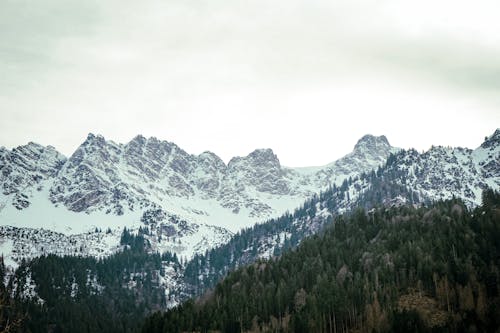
(1, 0, 499, 165)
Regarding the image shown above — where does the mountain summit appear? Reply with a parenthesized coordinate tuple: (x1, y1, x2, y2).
(353, 134, 391, 152)
(0, 131, 498, 325)
(0, 133, 398, 229)
(0, 131, 498, 268)
(481, 128, 500, 149)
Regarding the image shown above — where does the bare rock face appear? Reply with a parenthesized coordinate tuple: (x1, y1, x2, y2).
(228, 148, 291, 195)
(0, 130, 498, 284)
(39, 134, 311, 220)
(309, 134, 400, 187)
(481, 129, 500, 150)
(479, 130, 500, 179)
(194, 151, 226, 198)
(0, 142, 66, 201)
(376, 130, 500, 207)
(1, 130, 498, 229)
(50, 134, 125, 213)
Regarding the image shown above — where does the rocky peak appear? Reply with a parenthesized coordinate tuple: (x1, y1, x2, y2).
(129, 134, 147, 146)
(197, 151, 226, 170)
(248, 148, 279, 163)
(314, 134, 398, 186)
(83, 133, 106, 147)
(353, 134, 391, 153)
(68, 134, 116, 167)
(224, 148, 290, 198)
(481, 129, 500, 149)
(12, 142, 44, 158)
(145, 137, 184, 159)
(9, 143, 66, 173)
(228, 148, 281, 170)
(0, 143, 66, 202)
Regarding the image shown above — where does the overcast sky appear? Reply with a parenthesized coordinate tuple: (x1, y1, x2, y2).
(1, 0, 499, 166)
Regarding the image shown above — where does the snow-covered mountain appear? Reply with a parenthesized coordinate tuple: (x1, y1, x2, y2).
(379, 130, 500, 207)
(0, 133, 397, 267)
(43, 133, 398, 226)
(1, 130, 499, 271)
(1, 134, 395, 224)
(0, 130, 498, 311)
(184, 130, 500, 297)
(0, 143, 66, 210)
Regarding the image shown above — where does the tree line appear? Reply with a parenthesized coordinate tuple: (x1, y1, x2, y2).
(142, 190, 500, 333)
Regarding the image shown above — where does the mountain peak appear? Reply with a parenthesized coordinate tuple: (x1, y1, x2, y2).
(248, 148, 275, 158)
(227, 148, 282, 174)
(353, 134, 391, 152)
(130, 134, 146, 143)
(198, 151, 224, 162)
(481, 128, 500, 149)
(84, 133, 106, 145)
(247, 148, 281, 166)
(16, 141, 44, 152)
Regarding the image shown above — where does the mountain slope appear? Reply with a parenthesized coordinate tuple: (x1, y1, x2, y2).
(2, 133, 398, 228)
(182, 131, 500, 296)
(1, 130, 498, 333)
(0, 130, 497, 280)
(0, 133, 398, 267)
(0, 143, 66, 210)
(143, 190, 500, 333)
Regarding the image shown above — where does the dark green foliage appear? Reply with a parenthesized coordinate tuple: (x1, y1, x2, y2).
(183, 152, 428, 299)
(0, 257, 23, 332)
(142, 190, 500, 333)
(9, 230, 180, 333)
(390, 310, 429, 333)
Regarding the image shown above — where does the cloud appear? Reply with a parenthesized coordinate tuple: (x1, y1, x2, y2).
(0, 0, 499, 166)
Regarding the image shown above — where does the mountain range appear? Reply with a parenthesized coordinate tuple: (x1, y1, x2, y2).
(0, 132, 400, 265)
(0, 129, 497, 277)
(0, 129, 498, 330)
(182, 129, 500, 298)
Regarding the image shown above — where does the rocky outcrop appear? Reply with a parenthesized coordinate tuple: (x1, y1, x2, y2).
(1, 130, 498, 230)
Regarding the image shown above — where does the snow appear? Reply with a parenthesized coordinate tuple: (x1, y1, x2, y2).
(71, 281, 79, 298)
(11, 269, 45, 305)
(86, 271, 105, 295)
(0, 238, 17, 269)
(291, 165, 325, 175)
(0, 133, 399, 247)
(0, 185, 142, 235)
(0, 225, 125, 265)
(158, 261, 183, 308)
(0, 131, 497, 274)
(148, 222, 232, 260)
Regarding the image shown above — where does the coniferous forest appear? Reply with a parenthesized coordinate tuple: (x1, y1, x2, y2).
(2, 0, 499, 330)
(0, 231, 181, 333)
(1, 190, 499, 332)
(142, 190, 500, 333)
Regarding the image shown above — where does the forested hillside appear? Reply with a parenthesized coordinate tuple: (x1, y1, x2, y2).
(182, 136, 500, 301)
(0, 232, 181, 333)
(183, 155, 422, 298)
(143, 190, 500, 333)
(0, 142, 498, 332)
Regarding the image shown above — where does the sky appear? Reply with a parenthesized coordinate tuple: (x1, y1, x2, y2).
(1, 0, 499, 167)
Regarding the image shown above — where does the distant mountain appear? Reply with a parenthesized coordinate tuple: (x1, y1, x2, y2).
(0, 133, 398, 266)
(1, 133, 398, 224)
(375, 129, 500, 207)
(0, 143, 66, 210)
(1, 130, 498, 332)
(0, 129, 497, 279)
(143, 191, 500, 333)
(183, 129, 500, 297)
